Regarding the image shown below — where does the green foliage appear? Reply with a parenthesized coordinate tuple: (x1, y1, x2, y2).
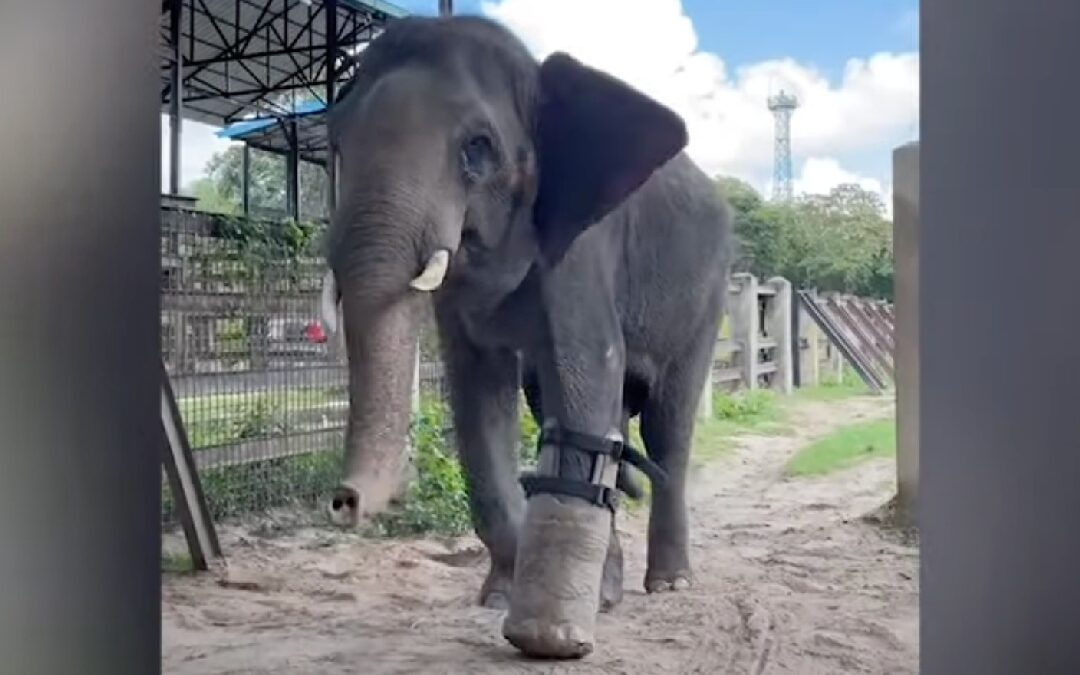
(519, 404, 541, 465)
(208, 213, 323, 259)
(188, 212, 326, 290)
(371, 398, 474, 537)
(198, 145, 330, 221)
(716, 178, 895, 300)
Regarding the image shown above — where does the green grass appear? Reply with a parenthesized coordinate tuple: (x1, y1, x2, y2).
(177, 387, 343, 448)
(792, 364, 872, 403)
(178, 388, 339, 423)
(785, 416, 896, 477)
(161, 551, 194, 574)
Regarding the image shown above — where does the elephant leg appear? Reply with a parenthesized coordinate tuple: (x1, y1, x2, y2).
(436, 308, 524, 610)
(524, 367, 625, 613)
(639, 319, 718, 593)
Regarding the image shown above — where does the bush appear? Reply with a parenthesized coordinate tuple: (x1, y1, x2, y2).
(371, 398, 473, 537)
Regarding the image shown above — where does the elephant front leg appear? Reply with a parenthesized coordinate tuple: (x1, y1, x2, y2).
(523, 367, 628, 615)
(501, 256, 628, 659)
(437, 310, 525, 610)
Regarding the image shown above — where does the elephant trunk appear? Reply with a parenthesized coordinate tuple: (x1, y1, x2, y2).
(322, 196, 446, 526)
(327, 288, 422, 526)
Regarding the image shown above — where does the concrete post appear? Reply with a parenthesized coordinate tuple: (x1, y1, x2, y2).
(765, 277, 793, 394)
(729, 273, 760, 390)
(893, 141, 920, 526)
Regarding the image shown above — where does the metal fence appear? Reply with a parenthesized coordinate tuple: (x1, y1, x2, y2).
(160, 208, 884, 527)
(159, 207, 448, 527)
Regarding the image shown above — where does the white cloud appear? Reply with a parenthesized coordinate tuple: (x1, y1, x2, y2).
(792, 157, 893, 217)
(794, 156, 883, 197)
(482, 0, 918, 202)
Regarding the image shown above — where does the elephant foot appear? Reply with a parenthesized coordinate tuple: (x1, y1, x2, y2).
(644, 569, 693, 594)
(502, 494, 613, 659)
(479, 565, 513, 610)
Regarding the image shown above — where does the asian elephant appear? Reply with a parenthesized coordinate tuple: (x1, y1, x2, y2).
(319, 15, 734, 659)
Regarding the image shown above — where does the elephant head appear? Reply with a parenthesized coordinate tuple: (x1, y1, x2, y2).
(322, 15, 686, 526)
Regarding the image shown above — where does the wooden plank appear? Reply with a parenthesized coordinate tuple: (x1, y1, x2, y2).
(797, 291, 888, 393)
(161, 362, 223, 571)
(825, 298, 894, 381)
(849, 297, 895, 354)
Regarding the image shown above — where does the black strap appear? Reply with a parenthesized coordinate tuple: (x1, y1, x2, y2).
(538, 427, 668, 487)
(520, 473, 619, 512)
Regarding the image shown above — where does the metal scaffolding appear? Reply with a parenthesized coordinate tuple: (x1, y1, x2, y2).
(159, 0, 408, 217)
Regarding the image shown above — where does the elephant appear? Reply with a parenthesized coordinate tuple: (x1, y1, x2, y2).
(319, 15, 734, 659)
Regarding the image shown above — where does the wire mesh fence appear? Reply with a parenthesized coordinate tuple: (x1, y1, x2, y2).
(160, 207, 449, 528)
(159, 208, 859, 529)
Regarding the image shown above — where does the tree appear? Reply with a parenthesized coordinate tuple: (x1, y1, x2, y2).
(193, 145, 329, 220)
(714, 176, 894, 300)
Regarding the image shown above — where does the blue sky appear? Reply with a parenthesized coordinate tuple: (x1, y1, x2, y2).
(167, 0, 920, 208)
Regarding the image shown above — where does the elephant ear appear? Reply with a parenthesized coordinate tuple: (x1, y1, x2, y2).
(532, 51, 689, 265)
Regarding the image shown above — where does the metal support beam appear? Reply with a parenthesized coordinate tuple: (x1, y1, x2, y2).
(285, 119, 300, 219)
(241, 143, 251, 215)
(160, 361, 222, 572)
(169, 0, 184, 195)
(325, 0, 338, 214)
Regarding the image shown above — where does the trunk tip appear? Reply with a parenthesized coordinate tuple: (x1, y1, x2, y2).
(327, 485, 364, 528)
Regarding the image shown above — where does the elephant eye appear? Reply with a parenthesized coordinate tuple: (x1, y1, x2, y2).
(460, 132, 497, 180)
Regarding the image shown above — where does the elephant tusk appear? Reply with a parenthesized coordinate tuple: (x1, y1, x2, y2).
(320, 269, 340, 334)
(409, 249, 450, 292)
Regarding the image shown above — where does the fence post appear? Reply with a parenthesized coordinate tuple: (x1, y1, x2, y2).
(729, 273, 760, 390)
(893, 141, 920, 526)
(765, 277, 794, 394)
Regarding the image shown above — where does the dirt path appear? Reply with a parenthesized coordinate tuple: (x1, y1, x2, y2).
(162, 395, 917, 674)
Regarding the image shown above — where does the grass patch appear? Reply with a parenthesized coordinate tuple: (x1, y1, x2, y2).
(161, 551, 194, 574)
(792, 364, 872, 403)
(178, 388, 343, 448)
(785, 416, 896, 477)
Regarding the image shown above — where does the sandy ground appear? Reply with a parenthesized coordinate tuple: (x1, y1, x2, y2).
(162, 394, 917, 674)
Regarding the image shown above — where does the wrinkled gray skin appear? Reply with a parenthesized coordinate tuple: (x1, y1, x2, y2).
(323, 15, 733, 658)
